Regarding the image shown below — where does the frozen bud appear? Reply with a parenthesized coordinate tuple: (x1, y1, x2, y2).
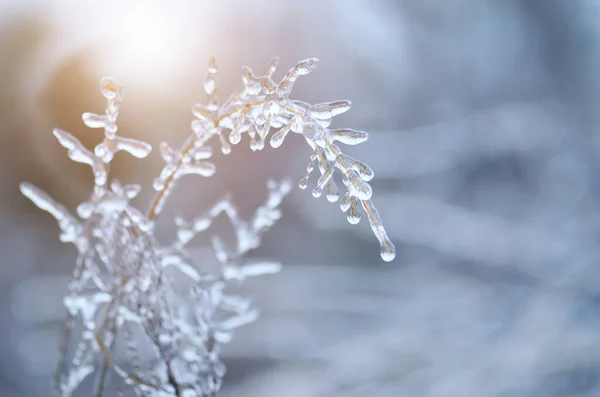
(208, 57, 217, 74)
(100, 76, 119, 99)
(294, 58, 319, 75)
(264, 57, 279, 77)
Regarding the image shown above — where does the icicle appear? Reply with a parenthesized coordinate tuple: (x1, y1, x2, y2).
(326, 180, 340, 203)
(360, 199, 396, 262)
(342, 169, 373, 201)
(312, 167, 335, 198)
(338, 153, 374, 181)
(218, 131, 231, 154)
(269, 119, 293, 148)
(346, 195, 361, 224)
(229, 113, 245, 145)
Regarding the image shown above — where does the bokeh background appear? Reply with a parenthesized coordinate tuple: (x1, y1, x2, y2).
(3, 0, 600, 395)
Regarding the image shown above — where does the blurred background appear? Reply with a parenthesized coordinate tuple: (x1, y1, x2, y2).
(3, 0, 600, 395)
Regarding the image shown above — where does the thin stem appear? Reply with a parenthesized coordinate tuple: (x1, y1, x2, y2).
(166, 362, 181, 397)
(147, 101, 265, 221)
(52, 312, 72, 397)
(53, 248, 87, 397)
(147, 140, 196, 221)
(93, 318, 116, 397)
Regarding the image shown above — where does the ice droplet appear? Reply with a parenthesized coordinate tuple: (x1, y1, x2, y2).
(346, 196, 361, 224)
(340, 192, 351, 212)
(298, 176, 308, 189)
(230, 129, 242, 145)
(312, 167, 335, 198)
(326, 180, 339, 202)
(380, 246, 396, 262)
(229, 114, 245, 145)
(220, 133, 232, 154)
(269, 120, 292, 148)
(208, 57, 217, 74)
(204, 76, 216, 95)
(344, 170, 372, 201)
(100, 76, 119, 99)
(360, 199, 396, 262)
(153, 177, 166, 191)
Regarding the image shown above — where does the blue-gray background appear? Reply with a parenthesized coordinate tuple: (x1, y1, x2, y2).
(2, 0, 600, 396)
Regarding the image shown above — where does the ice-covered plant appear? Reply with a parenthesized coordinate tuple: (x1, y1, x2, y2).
(19, 57, 395, 397)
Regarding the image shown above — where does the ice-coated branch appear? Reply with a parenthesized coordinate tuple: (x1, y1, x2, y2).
(169, 179, 289, 284)
(19, 182, 81, 245)
(81, 77, 152, 164)
(148, 57, 395, 261)
(20, 55, 396, 397)
(173, 178, 291, 253)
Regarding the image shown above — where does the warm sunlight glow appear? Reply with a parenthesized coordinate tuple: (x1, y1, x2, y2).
(92, 2, 204, 87)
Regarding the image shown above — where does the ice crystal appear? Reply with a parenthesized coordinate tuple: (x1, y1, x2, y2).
(20, 57, 394, 397)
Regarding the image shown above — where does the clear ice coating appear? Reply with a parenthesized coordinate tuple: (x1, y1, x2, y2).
(149, 56, 395, 261)
(19, 56, 395, 397)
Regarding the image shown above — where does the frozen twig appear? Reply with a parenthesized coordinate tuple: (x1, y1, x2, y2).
(148, 57, 395, 261)
(20, 57, 394, 397)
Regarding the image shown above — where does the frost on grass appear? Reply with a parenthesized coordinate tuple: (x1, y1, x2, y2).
(20, 57, 394, 397)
